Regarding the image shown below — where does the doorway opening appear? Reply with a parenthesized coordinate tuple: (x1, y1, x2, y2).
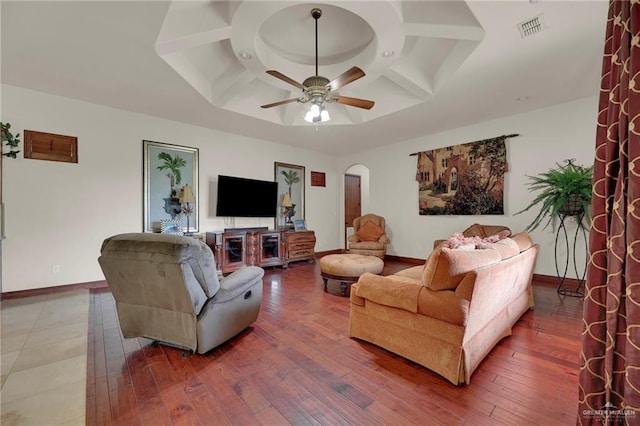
(344, 164, 370, 250)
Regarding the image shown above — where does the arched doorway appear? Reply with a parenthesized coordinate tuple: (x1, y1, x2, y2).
(343, 164, 370, 250)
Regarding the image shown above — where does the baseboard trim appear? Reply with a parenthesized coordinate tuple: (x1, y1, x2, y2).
(315, 249, 344, 257)
(533, 273, 582, 289)
(1, 280, 109, 300)
(0, 272, 580, 300)
(384, 254, 426, 265)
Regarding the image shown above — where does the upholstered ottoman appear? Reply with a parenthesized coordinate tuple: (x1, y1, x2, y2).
(319, 254, 384, 296)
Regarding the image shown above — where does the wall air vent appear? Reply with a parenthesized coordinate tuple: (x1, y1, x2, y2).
(518, 14, 547, 38)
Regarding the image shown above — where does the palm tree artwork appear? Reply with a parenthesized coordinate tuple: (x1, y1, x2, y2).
(281, 169, 300, 221)
(281, 169, 300, 195)
(157, 152, 187, 197)
(157, 152, 187, 219)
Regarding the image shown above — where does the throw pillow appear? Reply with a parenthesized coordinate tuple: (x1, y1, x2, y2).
(462, 223, 487, 238)
(442, 233, 480, 249)
(481, 229, 511, 244)
(356, 221, 384, 242)
(421, 247, 501, 291)
(477, 238, 520, 260)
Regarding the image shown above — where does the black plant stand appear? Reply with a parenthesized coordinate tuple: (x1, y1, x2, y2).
(555, 213, 588, 297)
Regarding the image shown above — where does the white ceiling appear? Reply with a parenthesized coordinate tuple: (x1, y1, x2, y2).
(1, 1, 608, 155)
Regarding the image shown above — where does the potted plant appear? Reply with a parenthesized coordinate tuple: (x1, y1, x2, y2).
(1, 122, 21, 158)
(517, 159, 593, 232)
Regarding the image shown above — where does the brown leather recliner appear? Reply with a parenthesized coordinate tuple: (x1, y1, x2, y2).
(347, 214, 390, 258)
(98, 233, 264, 354)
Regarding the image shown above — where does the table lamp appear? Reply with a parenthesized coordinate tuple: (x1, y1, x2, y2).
(281, 192, 294, 227)
(179, 184, 196, 236)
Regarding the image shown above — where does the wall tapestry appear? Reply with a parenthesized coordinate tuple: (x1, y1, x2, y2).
(414, 134, 516, 215)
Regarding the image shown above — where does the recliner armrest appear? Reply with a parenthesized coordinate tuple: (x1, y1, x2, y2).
(215, 266, 265, 303)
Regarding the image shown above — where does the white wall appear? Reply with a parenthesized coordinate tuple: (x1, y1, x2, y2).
(1, 85, 599, 291)
(1, 85, 341, 292)
(341, 96, 598, 278)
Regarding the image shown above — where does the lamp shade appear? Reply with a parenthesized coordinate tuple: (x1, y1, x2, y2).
(281, 192, 293, 207)
(179, 184, 196, 203)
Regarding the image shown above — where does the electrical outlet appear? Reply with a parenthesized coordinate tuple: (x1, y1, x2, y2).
(52, 264, 61, 273)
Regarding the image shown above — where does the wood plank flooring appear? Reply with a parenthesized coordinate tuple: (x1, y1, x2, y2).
(86, 259, 583, 425)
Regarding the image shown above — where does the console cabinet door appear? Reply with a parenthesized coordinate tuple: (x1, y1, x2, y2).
(221, 233, 247, 272)
(259, 231, 283, 267)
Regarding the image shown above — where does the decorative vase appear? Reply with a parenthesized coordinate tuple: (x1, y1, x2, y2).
(163, 197, 182, 219)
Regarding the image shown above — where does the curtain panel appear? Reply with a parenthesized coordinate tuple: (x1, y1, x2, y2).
(578, 1, 640, 424)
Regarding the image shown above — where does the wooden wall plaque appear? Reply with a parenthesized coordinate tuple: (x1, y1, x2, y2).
(24, 130, 78, 163)
(310, 171, 326, 187)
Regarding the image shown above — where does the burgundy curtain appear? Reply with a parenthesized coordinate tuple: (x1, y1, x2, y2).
(578, 1, 640, 424)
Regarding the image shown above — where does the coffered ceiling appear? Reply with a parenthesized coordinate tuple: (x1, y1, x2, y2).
(1, 1, 608, 155)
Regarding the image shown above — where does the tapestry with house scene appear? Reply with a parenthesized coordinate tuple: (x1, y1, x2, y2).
(415, 135, 510, 215)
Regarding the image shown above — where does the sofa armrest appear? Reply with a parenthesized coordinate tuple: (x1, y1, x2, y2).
(355, 273, 422, 313)
(347, 234, 359, 243)
(215, 266, 264, 303)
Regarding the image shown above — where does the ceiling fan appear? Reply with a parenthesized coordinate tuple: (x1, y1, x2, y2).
(260, 7, 375, 122)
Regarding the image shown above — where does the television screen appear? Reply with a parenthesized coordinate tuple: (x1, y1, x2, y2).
(216, 175, 278, 217)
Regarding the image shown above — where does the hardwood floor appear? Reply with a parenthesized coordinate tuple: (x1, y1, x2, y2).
(86, 259, 583, 425)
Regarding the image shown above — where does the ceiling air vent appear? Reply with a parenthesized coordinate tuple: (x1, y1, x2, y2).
(518, 13, 547, 38)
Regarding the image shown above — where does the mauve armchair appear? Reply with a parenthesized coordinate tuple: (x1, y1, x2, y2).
(98, 233, 264, 354)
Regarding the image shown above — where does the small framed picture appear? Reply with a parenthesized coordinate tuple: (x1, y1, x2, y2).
(294, 219, 307, 231)
(160, 219, 183, 235)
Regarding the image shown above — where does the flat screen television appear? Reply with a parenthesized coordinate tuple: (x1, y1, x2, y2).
(216, 175, 278, 217)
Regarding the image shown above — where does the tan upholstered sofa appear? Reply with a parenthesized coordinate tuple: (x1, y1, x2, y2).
(98, 233, 264, 354)
(433, 223, 511, 250)
(347, 213, 391, 258)
(349, 231, 538, 385)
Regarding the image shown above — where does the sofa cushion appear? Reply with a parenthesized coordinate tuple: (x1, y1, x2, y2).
(422, 247, 502, 291)
(349, 240, 386, 250)
(511, 232, 534, 252)
(357, 221, 384, 242)
(356, 273, 421, 313)
(477, 238, 520, 260)
(394, 265, 424, 281)
(417, 287, 469, 326)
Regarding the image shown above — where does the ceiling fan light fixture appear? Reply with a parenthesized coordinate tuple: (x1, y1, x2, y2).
(261, 7, 374, 117)
(304, 103, 330, 123)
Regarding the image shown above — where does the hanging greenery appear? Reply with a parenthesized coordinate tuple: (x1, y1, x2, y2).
(1, 122, 21, 158)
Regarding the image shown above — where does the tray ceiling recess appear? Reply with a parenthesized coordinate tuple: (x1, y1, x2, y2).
(155, 1, 485, 126)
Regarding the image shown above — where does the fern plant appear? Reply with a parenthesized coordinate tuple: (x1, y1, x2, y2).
(516, 159, 593, 232)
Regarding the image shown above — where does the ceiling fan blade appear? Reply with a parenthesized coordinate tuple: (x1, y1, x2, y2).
(327, 66, 366, 92)
(260, 98, 299, 109)
(266, 70, 305, 90)
(334, 96, 375, 110)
